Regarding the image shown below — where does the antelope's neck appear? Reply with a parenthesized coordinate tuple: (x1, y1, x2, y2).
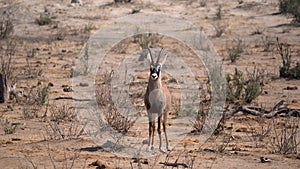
(148, 77, 162, 91)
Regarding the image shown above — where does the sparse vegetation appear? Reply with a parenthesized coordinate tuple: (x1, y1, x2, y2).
(0, 39, 17, 103)
(279, 0, 300, 22)
(2, 118, 18, 134)
(200, 0, 207, 7)
(271, 116, 299, 154)
(0, 16, 14, 39)
(276, 37, 300, 79)
(215, 5, 222, 20)
(213, 22, 226, 37)
(96, 71, 134, 133)
(226, 67, 264, 104)
(261, 35, 274, 52)
(83, 22, 96, 33)
(251, 26, 265, 35)
(227, 38, 244, 63)
(133, 28, 162, 49)
(237, 0, 244, 4)
(0, 0, 300, 168)
(43, 105, 85, 140)
(21, 82, 52, 108)
(36, 14, 53, 26)
(192, 100, 209, 133)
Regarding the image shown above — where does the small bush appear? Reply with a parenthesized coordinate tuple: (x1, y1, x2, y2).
(192, 100, 210, 133)
(200, 0, 207, 7)
(43, 105, 84, 140)
(83, 22, 96, 33)
(0, 39, 17, 103)
(276, 37, 300, 79)
(226, 67, 264, 104)
(227, 38, 244, 63)
(133, 27, 162, 49)
(215, 5, 222, 20)
(0, 17, 14, 39)
(251, 26, 265, 35)
(36, 15, 52, 25)
(49, 105, 76, 122)
(279, 0, 300, 22)
(213, 22, 226, 37)
(23, 82, 51, 106)
(261, 35, 275, 52)
(271, 117, 299, 154)
(96, 71, 135, 133)
(2, 118, 18, 134)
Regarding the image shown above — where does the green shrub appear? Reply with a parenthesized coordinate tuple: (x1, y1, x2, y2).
(279, 0, 300, 22)
(2, 118, 18, 134)
(226, 68, 263, 104)
(276, 37, 300, 79)
(36, 15, 52, 25)
(0, 18, 14, 39)
(281, 62, 300, 79)
(227, 38, 244, 63)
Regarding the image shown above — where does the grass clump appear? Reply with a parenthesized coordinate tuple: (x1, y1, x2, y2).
(227, 38, 244, 63)
(36, 15, 53, 26)
(2, 118, 18, 134)
(271, 117, 299, 154)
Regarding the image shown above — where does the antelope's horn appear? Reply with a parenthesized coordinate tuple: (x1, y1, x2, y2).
(147, 48, 154, 63)
(156, 47, 164, 64)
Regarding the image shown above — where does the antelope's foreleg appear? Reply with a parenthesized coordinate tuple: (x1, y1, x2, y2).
(148, 113, 155, 151)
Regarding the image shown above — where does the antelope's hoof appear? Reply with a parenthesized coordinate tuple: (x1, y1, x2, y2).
(159, 148, 166, 153)
(147, 146, 154, 152)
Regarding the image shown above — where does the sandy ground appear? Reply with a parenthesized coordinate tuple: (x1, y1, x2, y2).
(0, 0, 300, 168)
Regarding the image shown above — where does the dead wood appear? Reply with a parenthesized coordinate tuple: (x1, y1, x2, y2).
(226, 100, 300, 118)
(53, 96, 91, 101)
(159, 162, 188, 168)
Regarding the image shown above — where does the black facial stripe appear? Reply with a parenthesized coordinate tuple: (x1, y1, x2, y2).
(150, 67, 160, 77)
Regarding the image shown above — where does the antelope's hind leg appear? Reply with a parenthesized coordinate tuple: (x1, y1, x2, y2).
(158, 115, 164, 152)
(163, 113, 170, 151)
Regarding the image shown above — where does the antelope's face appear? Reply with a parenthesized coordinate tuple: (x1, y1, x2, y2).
(150, 63, 161, 80)
(147, 48, 167, 81)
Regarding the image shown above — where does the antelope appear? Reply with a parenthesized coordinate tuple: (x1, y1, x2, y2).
(144, 48, 171, 152)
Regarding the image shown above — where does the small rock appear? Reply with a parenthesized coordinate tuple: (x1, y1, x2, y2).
(260, 157, 271, 163)
(12, 138, 21, 141)
(63, 87, 73, 92)
(48, 82, 54, 87)
(89, 160, 108, 169)
(70, 0, 82, 6)
(142, 139, 148, 144)
(79, 82, 89, 87)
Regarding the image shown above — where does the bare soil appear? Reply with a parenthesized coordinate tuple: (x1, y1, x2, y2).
(0, 0, 300, 168)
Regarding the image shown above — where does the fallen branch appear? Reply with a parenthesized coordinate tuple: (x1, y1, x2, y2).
(226, 100, 300, 118)
(53, 96, 91, 101)
(159, 162, 188, 168)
